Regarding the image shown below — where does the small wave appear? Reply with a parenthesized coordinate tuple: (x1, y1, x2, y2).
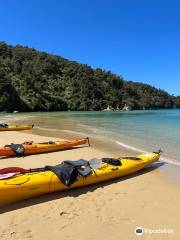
(35, 127, 61, 132)
(34, 126, 89, 139)
(116, 141, 146, 153)
(77, 123, 101, 134)
(36, 127, 88, 136)
(116, 141, 180, 166)
(0, 115, 35, 122)
(159, 156, 180, 166)
(62, 129, 87, 136)
(77, 123, 89, 128)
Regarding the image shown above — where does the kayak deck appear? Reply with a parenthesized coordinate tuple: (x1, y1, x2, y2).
(0, 138, 89, 156)
(0, 125, 34, 131)
(0, 152, 160, 206)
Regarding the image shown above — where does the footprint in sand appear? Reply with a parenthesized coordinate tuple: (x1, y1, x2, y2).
(10, 231, 17, 237)
(59, 211, 79, 220)
(22, 229, 33, 239)
(0, 228, 13, 239)
(114, 191, 127, 195)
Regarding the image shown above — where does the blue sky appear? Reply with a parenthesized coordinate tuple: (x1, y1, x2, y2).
(0, 0, 179, 95)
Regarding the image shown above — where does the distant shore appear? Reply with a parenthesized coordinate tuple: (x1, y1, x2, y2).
(1, 107, 180, 114)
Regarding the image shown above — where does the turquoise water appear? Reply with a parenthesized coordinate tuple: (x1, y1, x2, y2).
(1, 109, 180, 163)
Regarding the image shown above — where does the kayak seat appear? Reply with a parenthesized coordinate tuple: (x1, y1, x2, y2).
(0, 123, 8, 128)
(23, 141, 33, 145)
(5, 144, 25, 156)
(102, 158, 122, 166)
(123, 157, 142, 161)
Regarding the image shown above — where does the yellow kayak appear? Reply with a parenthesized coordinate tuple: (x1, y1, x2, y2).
(0, 152, 160, 206)
(0, 124, 34, 131)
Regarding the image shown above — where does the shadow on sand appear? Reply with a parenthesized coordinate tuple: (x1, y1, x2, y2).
(0, 161, 166, 214)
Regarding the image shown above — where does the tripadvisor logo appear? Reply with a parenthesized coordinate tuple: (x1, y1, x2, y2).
(134, 226, 174, 235)
(135, 227, 144, 235)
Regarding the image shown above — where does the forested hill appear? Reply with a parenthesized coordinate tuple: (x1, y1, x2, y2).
(0, 41, 179, 112)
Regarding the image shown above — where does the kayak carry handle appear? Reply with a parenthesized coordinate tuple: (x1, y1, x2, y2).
(153, 149, 163, 154)
(86, 137, 90, 147)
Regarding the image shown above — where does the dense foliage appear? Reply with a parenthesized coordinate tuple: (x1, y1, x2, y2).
(0, 41, 179, 112)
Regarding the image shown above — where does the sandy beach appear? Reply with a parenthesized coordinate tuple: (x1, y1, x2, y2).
(0, 130, 180, 240)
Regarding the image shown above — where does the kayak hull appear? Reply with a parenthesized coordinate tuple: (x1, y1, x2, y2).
(0, 153, 160, 206)
(0, 125, 34, 131)
(0, 138, 88, 156)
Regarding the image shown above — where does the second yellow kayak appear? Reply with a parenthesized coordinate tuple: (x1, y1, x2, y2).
(0, 124, 34, 131)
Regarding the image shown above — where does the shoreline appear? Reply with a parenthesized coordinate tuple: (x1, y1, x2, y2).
(0, 109, 179, 164)
(1, 120, 180, 184)
(0, 131, 180, 239)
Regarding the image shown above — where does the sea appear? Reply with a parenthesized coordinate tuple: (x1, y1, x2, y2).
(0, 109, 180, 165)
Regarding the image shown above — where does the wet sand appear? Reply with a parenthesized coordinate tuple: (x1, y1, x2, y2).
(0, 131, 180, 240)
